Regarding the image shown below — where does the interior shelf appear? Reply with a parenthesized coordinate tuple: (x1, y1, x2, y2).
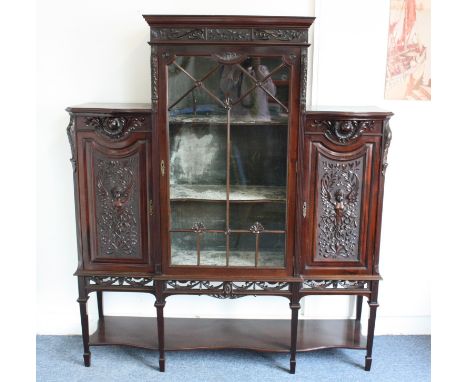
(89, 316, 366, 352)
(169, 114, 288, 125)
(170, 184, 286, 202)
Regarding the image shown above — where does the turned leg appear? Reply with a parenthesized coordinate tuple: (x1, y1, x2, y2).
(77, 276, 91, 367)
(97, 291, 104, 319)
(155, 299, 166, 372)
(365, 282, 379, 371)
(356, 295, 363, 322)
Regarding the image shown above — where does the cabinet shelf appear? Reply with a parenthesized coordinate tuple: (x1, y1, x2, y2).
(171, 184, 286, 202)
(89, 316, 366, 352)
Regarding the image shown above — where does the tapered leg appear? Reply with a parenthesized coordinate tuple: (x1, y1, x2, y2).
(97, 291, 104, 319)
(155, 299, 166, 372)
(289, 301, 300, 374)
(356, 295, 363, 322)
(365, 281, 379, 371)
(77, 276, 91, 367)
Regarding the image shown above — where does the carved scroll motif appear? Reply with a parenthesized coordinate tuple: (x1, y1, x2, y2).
(317, 158, 363, 260)
(151, 28, 205, 40)
(95, 155, 140, 258)
(311, 119, 376, 145)
(85, 116, 145, 140)
(207, 28, 250, 41)
(302, 280, 369, 290)
(66, 115, 76, 172)
(151, 45, 158, 107)
(89, 276, 153, 287)
(253, 29, 307, 42)
(382, 119, 392, 176)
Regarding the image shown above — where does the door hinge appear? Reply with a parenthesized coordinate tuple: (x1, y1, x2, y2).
(160, 160, 165, 176)
(302, 201, 307, 218)
(149, 199, 153, 216)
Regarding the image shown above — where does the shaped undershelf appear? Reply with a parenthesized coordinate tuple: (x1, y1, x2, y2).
(170, 184, 286, 202)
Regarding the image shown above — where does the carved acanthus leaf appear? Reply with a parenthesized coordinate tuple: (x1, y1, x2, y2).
(382, 120, 392, 176)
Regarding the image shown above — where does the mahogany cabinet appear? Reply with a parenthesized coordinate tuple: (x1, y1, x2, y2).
(66, 15, 392, 374)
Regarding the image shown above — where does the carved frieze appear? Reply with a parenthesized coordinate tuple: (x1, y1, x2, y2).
(95, 155, 140, 258)
(151, 27, 308, 43)
(302, 280, 369, 290)
(151, 28, 205, 40)
(207, 28, 250, 41)
(253, 29, 307, 42)
(310, 119, 376, 144)
(165, 280, 289, 298)
(89, 276, 153, 287)
(317, 157, 363, 261)
(85, 116, 145, 140)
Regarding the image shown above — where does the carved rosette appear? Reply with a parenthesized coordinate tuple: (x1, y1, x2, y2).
(382, 119, 392, 176)
(317, 158, 363, 260)
(66, 115, 76, 172)
(95, 155, 140, 258)
(85, 116, 145, 140)
(311, 119, 376, 145)
(191, 221, 206, 233)
(249, 222, 265, 234)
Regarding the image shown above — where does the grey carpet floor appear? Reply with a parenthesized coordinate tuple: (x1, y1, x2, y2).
(37, 335, 430, 382)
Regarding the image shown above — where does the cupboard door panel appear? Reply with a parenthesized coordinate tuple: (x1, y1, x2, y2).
(77, 132, 153, 272)
(301, 136, 381, 275)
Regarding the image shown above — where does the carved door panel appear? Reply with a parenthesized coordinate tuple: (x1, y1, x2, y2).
(301, 134, 381, 275)
(77, 130, 153, 272)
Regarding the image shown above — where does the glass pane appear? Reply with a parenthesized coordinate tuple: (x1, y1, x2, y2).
(200, 233, 227, 266)
(229, 233, 255, 267)
(259, 233, 285, 268)
(230, 202, 285, 231)
(167, 54, 289, 269)
(171, 232, 197, 266)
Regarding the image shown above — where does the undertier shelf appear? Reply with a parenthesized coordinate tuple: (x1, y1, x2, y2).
(89, 316, 366, 352)
(170, 250, 284, 267)
(171, 185, 286, 202)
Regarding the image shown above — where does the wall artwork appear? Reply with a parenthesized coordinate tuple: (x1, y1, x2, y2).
(385, 0, 431, 100)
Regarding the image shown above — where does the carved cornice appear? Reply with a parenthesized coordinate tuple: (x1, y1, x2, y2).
(85, 116, 145, 140)
(66, 115, 76, 172)
(151, 27, 308, 43)
(310, 119, 376, 144)
(382, 119, 392, 176)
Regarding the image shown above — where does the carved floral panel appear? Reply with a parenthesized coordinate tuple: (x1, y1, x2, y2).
(94, 153, 141, 258)
(316, 154, 364, 261)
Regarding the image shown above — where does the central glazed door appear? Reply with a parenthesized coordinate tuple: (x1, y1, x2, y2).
(156, 45, 300, 277)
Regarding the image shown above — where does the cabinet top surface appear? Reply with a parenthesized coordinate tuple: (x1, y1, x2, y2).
(66, 103, 152, 114)
(143, 15, 315, 28)
(307, 106, 393, 118)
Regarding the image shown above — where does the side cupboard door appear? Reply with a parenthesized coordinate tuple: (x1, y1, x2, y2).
(75, 114, 154, 272)
(300, 118, 383, 275)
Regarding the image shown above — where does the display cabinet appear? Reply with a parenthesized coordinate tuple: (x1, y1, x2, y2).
(66, 15, 393, 374)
